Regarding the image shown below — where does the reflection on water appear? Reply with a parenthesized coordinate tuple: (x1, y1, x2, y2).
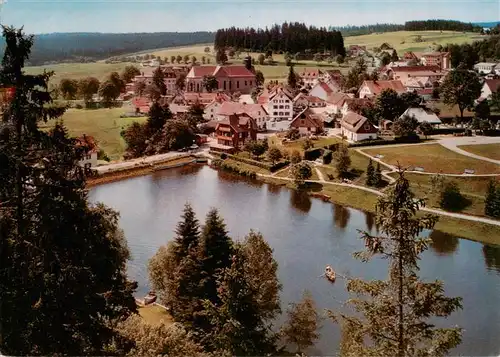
(365, 211, 375, 232)
(333, 203, 350, 230)
(290, 190, 312, 213)
(267, 183, 282, 195)
(429, 230, 460, 256)
(483, 244, 500, 273)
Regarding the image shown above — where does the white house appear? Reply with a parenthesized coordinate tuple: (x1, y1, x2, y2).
(400, 107, 442, 125)
(203, 93, 231, 120)
(480, 79, 500, 100)
(267, 86, 294, 122)
(76, 135, 98, 169)
(293, 93, 327, 108)
(340, 112, 378, 142)
(298, 68, 325, 87)
(217, 101, 269, 130)
(358, 80, 406, 98)
(474, 62, 499, 75)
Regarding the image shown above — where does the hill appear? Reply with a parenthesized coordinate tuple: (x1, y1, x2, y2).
(473, 21, 500, 28)
(1, 32, 215, 66)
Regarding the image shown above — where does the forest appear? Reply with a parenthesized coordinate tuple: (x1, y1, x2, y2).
(334, 19, 483, 36)
(0, 32, 215, 66)
(214, 22, 346, 57)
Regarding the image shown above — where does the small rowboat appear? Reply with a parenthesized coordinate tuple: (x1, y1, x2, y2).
(143, 291, 157, 305)
(325, 265, 336, 282)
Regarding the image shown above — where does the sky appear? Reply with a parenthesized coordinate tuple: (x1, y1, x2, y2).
(1, 0, 499, 34)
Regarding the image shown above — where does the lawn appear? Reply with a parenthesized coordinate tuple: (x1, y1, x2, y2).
(25, 62, 136, 85)
(274, 167, 319, 180)
(343, 30, 480, 53)
(458, 143, 500, 161)
(270, 136, 342, 154)
(138, 305, 173, 326)
(39, 108, 146, 161)
(362, 144, 500, 174)
(224, 159, 270, 175)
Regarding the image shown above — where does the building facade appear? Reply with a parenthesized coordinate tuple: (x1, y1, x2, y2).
(215, 113, 257, 149)
(185, 65, 256, 94)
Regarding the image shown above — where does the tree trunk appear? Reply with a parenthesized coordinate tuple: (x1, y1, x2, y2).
(398, 240, 404, 357)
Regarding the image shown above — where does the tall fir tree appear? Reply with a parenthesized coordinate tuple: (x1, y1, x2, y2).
(0, 26, 136, 355)
(374, 162, 382, 187)
(366, 159, 375, 186)
(152, 67, 167, 96)
(287, 65, 297, 89)
(331, 171, 463, 357)
(172, 203, 201, 263)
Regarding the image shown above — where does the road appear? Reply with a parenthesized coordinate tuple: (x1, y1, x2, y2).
(438, 136, 500, 165)
(95, 152, 188, 174)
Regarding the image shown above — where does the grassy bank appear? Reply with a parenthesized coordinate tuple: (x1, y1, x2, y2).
(363, 144, 500, 174)
(39, 108, 145, 160)
(138, 304, 173, 326)
(458, 143, 500, 161)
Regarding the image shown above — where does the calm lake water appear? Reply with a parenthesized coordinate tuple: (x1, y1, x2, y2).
(89, 164, 500, 356)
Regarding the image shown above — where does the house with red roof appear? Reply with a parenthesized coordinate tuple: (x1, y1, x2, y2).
(289, 107, 324, 136)
(75, 134, 98, 169)
(212, 113, 257, 150)
(132, 97, 152, 114)
(340, 112, 378, 142)
(203, 93, 232, 120)
(358, 80, 406, 98)
(386, 66, 444, 83)
(480, 79, 500, 100)
(185, 65, 256, 94)
(216, 101, 269, 130)
(421, 52, 450, 70)
(308, 80, 339, 101)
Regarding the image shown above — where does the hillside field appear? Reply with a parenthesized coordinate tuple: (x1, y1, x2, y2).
(25, 30, 482, 84)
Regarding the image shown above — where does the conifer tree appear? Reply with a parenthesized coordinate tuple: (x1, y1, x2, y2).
(331, 171, 463, 357)
(374, 162, 382, 187)
(152, 66, 167, 96)
(172, 203, 201, 263)
(0, 26, 136, 355)
(366, 159, 375, 186)
(199, 209, 233, 303)
(287, 65, 297, 89)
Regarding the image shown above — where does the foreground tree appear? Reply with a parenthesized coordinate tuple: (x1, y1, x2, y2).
(441, 67, 481, 121)
(281, 290, 321, 354)
(331, 171, 463, 357)
(0, 26, 137, 355)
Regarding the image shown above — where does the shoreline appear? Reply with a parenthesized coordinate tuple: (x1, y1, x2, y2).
(86, 155, 197, 187)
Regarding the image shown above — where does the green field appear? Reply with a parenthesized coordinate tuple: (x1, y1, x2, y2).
(39, 108, 145, 161)
(343, 30, 481, 53)
(363, 144, 500, 174)
(458, 144, 500, 161)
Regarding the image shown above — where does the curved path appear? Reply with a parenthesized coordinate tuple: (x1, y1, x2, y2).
(438, 136, 500, 165)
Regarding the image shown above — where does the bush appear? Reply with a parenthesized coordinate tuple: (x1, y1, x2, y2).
(220, 153, 228, 160)
(270, 160, 290, 173)
(428, 128, 465, 135)
(439, 182, 468, 211)
(210, 158, 257, 179)
(304, 148, 323, 161)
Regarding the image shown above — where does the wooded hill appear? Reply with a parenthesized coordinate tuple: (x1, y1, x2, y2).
(214, 23, 346, 57)
(0, 32, 215, 66)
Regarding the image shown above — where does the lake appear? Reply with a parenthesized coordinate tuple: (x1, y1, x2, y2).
(89, 164, 500, 356)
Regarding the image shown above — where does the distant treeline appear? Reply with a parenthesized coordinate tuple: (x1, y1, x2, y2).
(214, 22, 346, 57)
(404, 19, 482, 32)
(333, 19, 482, 37)
(0, 32, 215, 66)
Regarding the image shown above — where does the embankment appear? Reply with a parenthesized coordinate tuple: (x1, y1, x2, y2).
(87, 155, 197, 187)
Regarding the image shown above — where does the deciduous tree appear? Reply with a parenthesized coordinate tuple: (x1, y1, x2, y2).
(333, 143, 351, 178)
(60, 78, 79, 99)
(152, 66, 167, 96)
(290, 162, 312, 186)
(330, 171, 463, 357)
(441, 67, 481, 121)
(99, 79, 120, 106)
(78, 76, 100, 105)
(255, 70, 265, 87)
(290, 149, 302, 164)
(287, 65, 298, 89)
(392, 114, 419, 138)
(267, 146, 283, 164)
(485, 180, 500, 218)
(121, 65, 141, 83)
(176, 73, 187, 91)
(202, 75, 218, 92)
(258, 53, 265, 65)
(216, 48, 228, 64)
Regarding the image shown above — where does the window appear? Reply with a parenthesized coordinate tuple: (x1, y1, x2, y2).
(307, 127, 311, 131)
(365, 124, 371, 130)
(223, 81, 226, 90)
(279, 112, 283, 115)
(273, 105, 278, 109)
(279, 105, 283, 109)
(245, 81, 247, 86)
(273, 112, 278, 115)
(301, 120, 305, 125)
(285, 105, 289, 109)
(250, 81, 252, 86)
(237, 81, 239, 89)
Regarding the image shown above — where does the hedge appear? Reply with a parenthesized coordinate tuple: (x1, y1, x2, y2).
(210, 159, 257, 179)
(428, 128, 465, 135)
(304, 148, 324, 161)
(348, 136, 421, 148)
(210, 151, 289, 173)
